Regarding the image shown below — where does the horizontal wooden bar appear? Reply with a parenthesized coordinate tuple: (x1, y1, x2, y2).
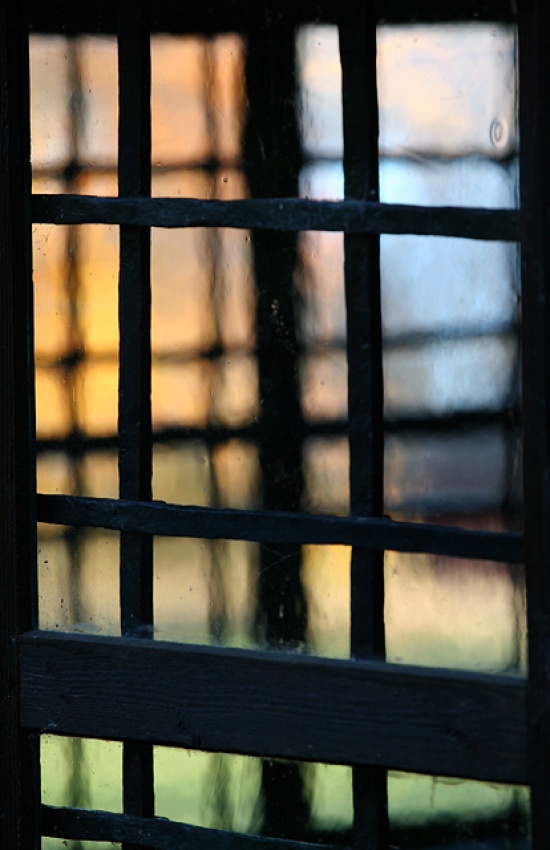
(21, 631, 527, 783)
(32, 195, 520, 241)
(42, 805, 343, 850)
(37, 494, 524, 563)
(28, 0, 517, 35)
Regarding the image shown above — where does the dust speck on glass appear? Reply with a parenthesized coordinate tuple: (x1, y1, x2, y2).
(31, 7, 527, 850)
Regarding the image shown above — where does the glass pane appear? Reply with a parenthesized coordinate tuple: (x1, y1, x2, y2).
(378, 24, 517, 163)
(34, 222, 119, 443)
(30, 36, 72, 174)
(303, 437, 349, 515)
(152, 34, 245, 171)
(150, 33, 249, 209)
(296, 25, 342, 161)
(297, 23, 518, 208)
(40, 735, 529, 849)
(150, 222, 258, 434)
(302, 544, 350, 658)
(155, 747, 344, 843)
(77, 37, 118, 167)
(382, 235, 521, 528)
(381, 156, 518, 210)
(381, 237, 518, 338)
(30, 35, 118, 194)
(386, 427, 522, 521)
(153, 536, 258, 648)
(41, 735, 122, 849)
(38, 526, 120, 636)
(388, 772, 529, 850)
(384, 336, 516, 416)
(386, 553, 526, 673)
(41, 735, 122, 812)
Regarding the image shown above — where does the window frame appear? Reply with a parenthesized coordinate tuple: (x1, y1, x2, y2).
(1, 0, 547, 847)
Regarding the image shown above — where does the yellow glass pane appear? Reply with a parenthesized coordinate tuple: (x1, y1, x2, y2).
(152, 360, 214, 429)
(210, 441, 260, 509)
(152, 225, 216, 355)
(78, 224, 119, 356)
(152, 36, 210, 165)
(385, 551, 526, 672)
(33, 219, 71, 361)
(78, 37, 118, 166)
(75, 360, 118, 436)
(30, 35, 72, 170)
(35, 367, 72, 439)
(210, 356, 259, 427)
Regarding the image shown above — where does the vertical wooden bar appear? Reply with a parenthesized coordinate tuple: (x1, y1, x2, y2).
(244, 9, 310, 838)
(339, 2, 388, 848)
(117, 0, 154, 839)
(0, 2, 40, 847)
(519, 0, 550, 846)
(245, 11, 306, 649)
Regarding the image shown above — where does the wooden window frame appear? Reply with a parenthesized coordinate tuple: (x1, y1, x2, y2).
(2, 0, 548, 847)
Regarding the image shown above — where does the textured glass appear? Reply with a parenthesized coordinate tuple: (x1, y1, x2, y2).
(153, 536, 258, 647)
(31, 35, 118, 194)
(388, 773, 529, 849)
(378, 25, 517, 163)
(386, 553, 526, 673)
(30, 37, 72, 173)
(34, 223, 119, 443)
(297, 23, 518, 206)
(38, 528, 120, 636)
(386, 427, 521, 519)
(152, 35, 245, 170)
(40, 737, 529, 849)
(32, 19, 526, 849)
(41, 736, 122, 850)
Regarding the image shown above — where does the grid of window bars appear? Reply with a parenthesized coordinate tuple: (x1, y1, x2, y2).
(5, 0, 550, 846)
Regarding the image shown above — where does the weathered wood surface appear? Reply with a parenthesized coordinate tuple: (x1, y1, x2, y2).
(21, 631, 527, 784)
(37, 493, 524, 563)
(32, 195, 520, 241)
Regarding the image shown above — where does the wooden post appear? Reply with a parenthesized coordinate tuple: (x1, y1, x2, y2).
(519, 0, 550, 846)
(0, 1, 40, 846)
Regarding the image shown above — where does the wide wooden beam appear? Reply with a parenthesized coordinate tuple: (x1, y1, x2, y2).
(20, 631, 527, 784)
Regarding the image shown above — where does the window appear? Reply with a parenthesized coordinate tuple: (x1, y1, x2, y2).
(2, 0, 549, 848)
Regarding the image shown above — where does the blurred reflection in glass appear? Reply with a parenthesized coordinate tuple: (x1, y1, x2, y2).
(33, 16, 527, 849)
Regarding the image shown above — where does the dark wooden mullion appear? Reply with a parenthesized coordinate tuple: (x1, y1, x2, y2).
(36, 493, 524, 564)
(32, 194, 521, 241)
(0, 4, 40, 847)
(117, 0, 154, 839)
(519, 1, 550, 847)
(339, 3, 388, 849)
(244, 12, 309, 838)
